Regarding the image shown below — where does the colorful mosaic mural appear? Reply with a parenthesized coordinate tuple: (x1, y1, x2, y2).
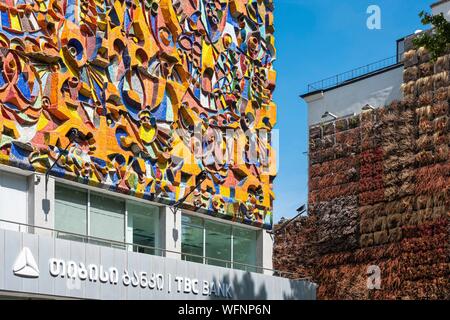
(0, 0, 277, 229)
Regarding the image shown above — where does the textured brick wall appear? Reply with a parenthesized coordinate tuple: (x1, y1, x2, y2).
(273, 36, 450, 300)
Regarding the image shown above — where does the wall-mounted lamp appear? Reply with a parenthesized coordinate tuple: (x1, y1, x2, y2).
(296, 204, 306, 214)
(362, 104, 375, 111)
(272, 204, 307, 235)
(168, 170, 208, 246)
(45, 128, 82, 193)
(43, 128, 83, 221)
(169, 169, 208, 215)
(321, 111, 338, 120)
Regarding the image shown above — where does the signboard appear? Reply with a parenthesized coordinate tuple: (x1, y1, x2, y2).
(47, 256, 232, 299)
(0, 229, 316, 300)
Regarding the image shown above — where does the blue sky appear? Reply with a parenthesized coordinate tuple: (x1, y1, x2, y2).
(272, 0, 434, 221)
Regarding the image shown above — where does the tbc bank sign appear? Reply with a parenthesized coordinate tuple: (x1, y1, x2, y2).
(12, 247, 233, 299)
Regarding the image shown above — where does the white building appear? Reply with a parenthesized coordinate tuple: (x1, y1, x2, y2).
(432, 0, 450, 20)
(0, 164, 316, 300)
(301, 43, 404, 126)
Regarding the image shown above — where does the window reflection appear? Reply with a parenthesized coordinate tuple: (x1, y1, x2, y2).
(127, 202, 159, 255)
(181, 215, 204, 263)
(55, 184, 87, 241)
(54, 183, 160, 254)
(90, 192, 125, 244)
(205, 220, 231, 268)
(233, 227, 257, 272)
(181, 214, 258, 271)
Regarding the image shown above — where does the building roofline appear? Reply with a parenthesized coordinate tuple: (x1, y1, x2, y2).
(431, 0, 450, 9)
(299, 62, 403, 100)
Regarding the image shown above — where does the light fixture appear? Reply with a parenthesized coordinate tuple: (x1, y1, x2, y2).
(362, 104, 375, 111)
(44, 128, 82, 221)
(321, 111, 338, 120)
(274, 204, 307, 235)
(169, 169, 208, 214)
(296, 204, 306, 214)
(45, 128, 81, 188)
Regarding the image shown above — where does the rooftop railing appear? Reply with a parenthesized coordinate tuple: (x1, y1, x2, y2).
(306, 54, 404, 94)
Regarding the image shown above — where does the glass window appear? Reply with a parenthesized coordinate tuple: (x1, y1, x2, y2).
(55, 184, 87, 241)
(181, 215, 204, 263)
(127, 201, 159, 255)
(181, 214, 261, 272)
(89, 192, 125, 245)
(55, 183, 163, 256)
(233, 227, 257, 272)
(182, 215, 203, 227)
(205, 220, 231, 268)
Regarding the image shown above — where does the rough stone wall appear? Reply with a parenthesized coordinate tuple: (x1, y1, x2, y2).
(273, 36, 450, 300)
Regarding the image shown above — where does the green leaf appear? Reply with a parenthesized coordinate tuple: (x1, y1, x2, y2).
(413, 11, 450, 61)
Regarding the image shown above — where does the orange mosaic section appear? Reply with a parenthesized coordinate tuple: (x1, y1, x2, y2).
(0, 0, 276, 229)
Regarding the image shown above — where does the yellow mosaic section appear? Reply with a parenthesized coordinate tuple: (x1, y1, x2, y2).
(0, 0, 276, 229)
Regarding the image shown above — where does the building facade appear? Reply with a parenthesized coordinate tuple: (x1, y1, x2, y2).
(0, 0, 316, 299)
(301, 43, 404, 126)
(274, 1, 450, 300)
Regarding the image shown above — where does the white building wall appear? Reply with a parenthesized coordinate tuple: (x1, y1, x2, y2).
(0, 229, 317, 300)
(0, 170, 28, 232)
(0, 166, 274, 273)
(257, 230, 274, 275)
(305, 66, 403, 125)
(27, 174, 55, 236)
(432, 0, 450, 21)
(159, 206, 182, 259)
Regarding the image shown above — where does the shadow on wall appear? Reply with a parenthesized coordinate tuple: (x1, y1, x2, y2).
(210, 272, 317, 300)
(210, 272, 267, 300)
(283, 279, 318, 300)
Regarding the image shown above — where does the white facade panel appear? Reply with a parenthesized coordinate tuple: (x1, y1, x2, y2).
(432, 1, 450, 21)
(305, 66, 404, 125)
(0, 171, 28, 232)
(0, 170, 279, 297)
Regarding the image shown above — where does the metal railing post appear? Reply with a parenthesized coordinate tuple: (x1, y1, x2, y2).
(305, 54, 402, 94)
